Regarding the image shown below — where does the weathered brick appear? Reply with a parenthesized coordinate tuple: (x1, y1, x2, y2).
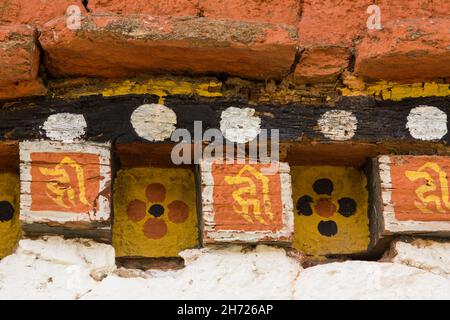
(0, 78, 47, 100)
(355, 18, 450, 82)
(0, 25, 39, 83)
(294, 47, 351, 83)
(0, 0, 85, 28)
(295, 0, 449, 83)
(0, 24, 46, 99)
(88, 0, 301, 25)
(198, 0, 301, 25)
(87, 0, 199, 16)
(39, 14, 297, 80)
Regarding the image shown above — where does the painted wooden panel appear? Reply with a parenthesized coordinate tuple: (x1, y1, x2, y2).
(1, 95, 449, 146)
(19, 141, 111, 227)
(291, 166, 370, 256)
(372, 156, 450, 235)
(200, 159, 294, 244)
(113, 167, 198, 258)
(0, 173, 20, 258)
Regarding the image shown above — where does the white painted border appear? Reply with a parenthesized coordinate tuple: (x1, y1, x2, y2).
(379, 155, 450, 234)
(19, 140, 111, 224)
(200, 158, 294, 244)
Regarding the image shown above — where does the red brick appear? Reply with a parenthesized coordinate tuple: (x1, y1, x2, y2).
(39, 14, 297, 80)
(294, 47, 351, 83)
(0, 0, 85, 29)
(88, 0, 199, 17)
(199, 0, 301, 25)
(0, 79, 47, 100)
(355, 18, 450, 82)
(0, 25, 39, 83)
(295, 0, 449, 83)
(88, 0, 301, 26)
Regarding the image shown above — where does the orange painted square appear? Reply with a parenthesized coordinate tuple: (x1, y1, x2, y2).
(390, 156, 450, 221)
(30, 152, 100, 213)
(211, 163, 284, 232)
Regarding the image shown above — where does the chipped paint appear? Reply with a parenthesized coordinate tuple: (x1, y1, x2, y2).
(377, 156, 450, 235)
(406, 106, 447, 141)
(19, 141, 111, 225)
(317, 110, 357, 141)
(200, 159, 294, 244)
(341, 78, 450, 101)
(220, 107, 261, 143)
(130, 104, 177, 142)
(42, 113, 87, 143)
(50, 78, 223, 103)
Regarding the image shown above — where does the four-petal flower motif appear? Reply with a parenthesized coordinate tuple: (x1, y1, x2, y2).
(296, 178, 357, 237)
(126, 183, 189, 239)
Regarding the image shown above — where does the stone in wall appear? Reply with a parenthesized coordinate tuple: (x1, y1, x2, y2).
(383, 238, 450, 279)
(294, 260, 450, 300)
(0, 173, 21, 258)
(200, 159, 294, 244)
(113, 167, 198, 258)
(0, 25, 46, 100)
(291, 166, 370, 256)
(370, 156, 450, 237)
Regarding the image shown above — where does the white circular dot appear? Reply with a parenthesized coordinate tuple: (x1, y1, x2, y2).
(406, 105, 447, 141)
(318, 110, 358, 141)
(220, 107, 261, 143)
(131, 104, 177, 142)
(42, 113, 87, 142)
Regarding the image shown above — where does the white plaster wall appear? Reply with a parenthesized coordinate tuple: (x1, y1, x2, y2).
(1, 236, 450, 300)
(385, 239, 450, 279)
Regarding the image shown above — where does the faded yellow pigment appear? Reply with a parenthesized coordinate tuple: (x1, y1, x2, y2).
(291, 166, 369, 256)
(113, 167, 198, 258)
(0, 173, 21, 259)
(341, 79, 450, 101)
(54, 78, 222, 103)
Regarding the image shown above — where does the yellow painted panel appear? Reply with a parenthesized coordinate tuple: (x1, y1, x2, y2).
(291, 166, 369, 256)
(0, 173, 21, 259)
(113, 167, 198, 258)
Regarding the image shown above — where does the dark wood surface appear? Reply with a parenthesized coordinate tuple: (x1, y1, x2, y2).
(1, 94, 449, 145)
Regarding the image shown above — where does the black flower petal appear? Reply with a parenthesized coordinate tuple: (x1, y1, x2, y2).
(317, 220, 338, 237)
(338, 197, 357, 217)
(0, 201, 14, 222)
(296, 195, 313, 216)
(313, 179, 334, 195)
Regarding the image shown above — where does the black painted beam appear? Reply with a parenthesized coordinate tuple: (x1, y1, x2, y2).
(1, 95, 449, 145)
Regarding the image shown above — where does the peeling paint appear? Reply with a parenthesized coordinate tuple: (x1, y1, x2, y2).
(317, 110, 357, 141)
(406, 106, 447, 141)
(341, 79, 450, 101)
(19, 141, 111, 225)
(51, 78, 223, 102)
(220, 107, 261, 143)
(42, 113, 87, 143)
(130, 104, 177, 142)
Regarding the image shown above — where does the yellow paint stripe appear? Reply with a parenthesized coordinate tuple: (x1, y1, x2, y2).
(53, 78, 223, 102)
(341, 78, 450, 101)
